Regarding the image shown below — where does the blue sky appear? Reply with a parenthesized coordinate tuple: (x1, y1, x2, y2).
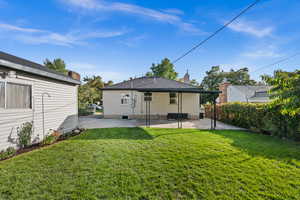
(0, 0, 299, 82)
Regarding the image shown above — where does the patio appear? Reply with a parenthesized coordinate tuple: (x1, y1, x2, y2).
(79, 117, 243, 130)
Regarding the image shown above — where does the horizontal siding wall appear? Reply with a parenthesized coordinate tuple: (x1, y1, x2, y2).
(0, 67, 78, 150)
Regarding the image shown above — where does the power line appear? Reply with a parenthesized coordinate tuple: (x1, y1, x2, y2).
(251, 52, 300, 74)
(172, 0, 262, 64)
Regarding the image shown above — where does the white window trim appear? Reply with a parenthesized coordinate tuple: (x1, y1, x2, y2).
(0, 77, 33, 111)
(120, 93, 130, 106)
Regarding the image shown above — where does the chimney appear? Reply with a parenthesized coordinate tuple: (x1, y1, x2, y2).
(68, 71, 81, 81)
(219, 81, 230, 104)
(183, 70, 190, 83)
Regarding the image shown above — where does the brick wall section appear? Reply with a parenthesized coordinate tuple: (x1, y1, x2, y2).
(68, 71, 81, 81)
(218, 83, 230, 104)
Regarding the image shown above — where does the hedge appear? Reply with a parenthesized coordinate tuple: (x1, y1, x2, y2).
(205, 102, 300, 140)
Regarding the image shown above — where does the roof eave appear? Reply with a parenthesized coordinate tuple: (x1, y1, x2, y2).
(102, 87, 221, 94)
(0, 59, 81, 85)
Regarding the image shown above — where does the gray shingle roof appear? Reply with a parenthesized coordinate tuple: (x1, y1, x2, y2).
(105, 76, 197, 89)
(229, 85, 271, 102)
(103, 76, 220, 93)
(0, 51, 80, 85)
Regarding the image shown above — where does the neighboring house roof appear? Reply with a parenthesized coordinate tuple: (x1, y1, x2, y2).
(103, 76, 219, 93)
(0, 51, 80, 85)
(229, 85, 271, 102)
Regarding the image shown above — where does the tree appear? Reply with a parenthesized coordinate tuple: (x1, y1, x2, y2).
(146, 58, 178, 80)
(262, 70, 300, 116)
(226, 68, 256, 85)
(44, 58, 68, 75)
(190, 79, 199, 86)
(104, 80, 114, 87)
(78, 76, 113, 108)
(200, 66, 224, 91)
(200, 66, 224, 103)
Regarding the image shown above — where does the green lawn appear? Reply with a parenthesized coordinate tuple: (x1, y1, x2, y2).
(0, 128, 300, 200)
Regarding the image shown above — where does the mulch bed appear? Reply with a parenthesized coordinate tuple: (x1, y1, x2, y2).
(0, 128, 85, 162)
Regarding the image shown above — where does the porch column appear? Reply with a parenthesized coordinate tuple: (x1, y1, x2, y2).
(177, 92, 183, 128)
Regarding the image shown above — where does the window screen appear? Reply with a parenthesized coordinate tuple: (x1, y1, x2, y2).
(0, 82, 4, 108)
(6, 82, 32, 109)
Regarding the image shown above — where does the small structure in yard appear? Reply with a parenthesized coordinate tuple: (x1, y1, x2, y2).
(102, 76, 220, 128)
(0, 51, 81, 151)
(218, 82, 271, 104)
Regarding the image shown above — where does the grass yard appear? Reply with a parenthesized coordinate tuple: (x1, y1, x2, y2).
(0, 128, 300, 200)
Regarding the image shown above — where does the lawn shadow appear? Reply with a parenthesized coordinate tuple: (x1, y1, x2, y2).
(147, 128, 203, 138)
(71, 127, 154, 140)
(211, 130, 300, 163)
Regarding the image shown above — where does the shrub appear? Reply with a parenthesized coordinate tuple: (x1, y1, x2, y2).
(78, 108, 93, 116)
(41, 130, 61, 146)
(17, 122, 33, 149)
(205, 102, 300, 140)
(0, 147, 16, 160)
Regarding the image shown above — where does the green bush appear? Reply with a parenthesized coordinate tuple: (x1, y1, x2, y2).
(0, 147, 16, 160)
(41, 135, 57, 145)
(41, 130, 61, 146)
(206, 103, 300, 140)
(78, 108, 93, 116)
(17, 122, 33, 149)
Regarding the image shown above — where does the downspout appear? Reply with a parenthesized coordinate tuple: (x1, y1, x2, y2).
(130, 78, 135, 116)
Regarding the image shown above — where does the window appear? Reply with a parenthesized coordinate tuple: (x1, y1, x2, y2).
(254, 91, 269, 97)
(169, 92, 177, 104)
(121, 94, 130, 105)
(144, 92, 152, 101)
(0, 82, 32, 109)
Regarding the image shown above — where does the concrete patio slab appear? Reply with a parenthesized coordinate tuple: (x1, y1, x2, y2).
(79, 117, 244, 130)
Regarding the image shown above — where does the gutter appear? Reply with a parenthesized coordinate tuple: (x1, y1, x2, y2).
(0, 59, 81, 85)
(102, 87, 221, 94)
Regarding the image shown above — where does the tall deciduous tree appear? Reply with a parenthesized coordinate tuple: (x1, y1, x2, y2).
(78, 76, 113, 108)
(44, 58, 68, 75)
(226, 68, 257, 85)
(146, 58, 178, 80)
(262, 70, 300, 116)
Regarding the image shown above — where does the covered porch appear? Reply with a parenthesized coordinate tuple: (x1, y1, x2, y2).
(137, 88, 220, 129)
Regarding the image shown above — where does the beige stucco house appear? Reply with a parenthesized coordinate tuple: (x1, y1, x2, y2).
(102, 76, 217, 121)
(0, 51, 80, 151)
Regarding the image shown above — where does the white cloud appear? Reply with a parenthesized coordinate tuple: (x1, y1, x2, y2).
(0, 22, 127, 46)
(60, 0, 202, 34)
(119, 34, 147, 47)
(68, 62, 127, 82)
(241, 45, 283, 59)
(242, 50, 282, 58)
(163, 8, 184, 16)
(228, 19, 273, 38)
(0, 23, 44, 33)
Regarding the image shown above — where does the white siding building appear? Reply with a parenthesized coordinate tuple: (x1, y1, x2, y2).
(0, 51, 80, 150)
(218, 82, 271, 104)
